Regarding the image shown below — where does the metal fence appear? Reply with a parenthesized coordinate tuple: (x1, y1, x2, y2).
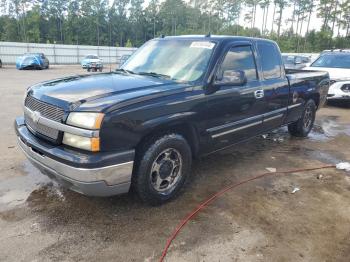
(0, 41, 137, 65)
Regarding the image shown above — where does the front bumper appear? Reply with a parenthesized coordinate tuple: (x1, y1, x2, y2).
(327, 81, 350, 101)
(83, 64, 103, 69)
(15, 117, 135, 197)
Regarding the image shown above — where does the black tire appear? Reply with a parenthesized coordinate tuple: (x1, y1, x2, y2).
(132, 133, 192, 205)
(87, 68, 91, 72)
(0, 60, 2, 68)
(288, 100, 316, 137)
(99, 68, 103, 72)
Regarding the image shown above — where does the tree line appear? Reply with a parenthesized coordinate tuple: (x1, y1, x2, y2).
(0, 0, 349, 52)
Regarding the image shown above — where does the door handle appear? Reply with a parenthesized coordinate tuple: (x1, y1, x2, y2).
(254, 90, 264, 99)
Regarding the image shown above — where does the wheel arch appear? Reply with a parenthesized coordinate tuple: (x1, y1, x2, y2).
(136, 120, 200, 159)
(306, 92, 320, 109)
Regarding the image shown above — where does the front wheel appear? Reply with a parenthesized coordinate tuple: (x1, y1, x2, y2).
(132, 134, 192, 205)
(288, 100, 316, 137)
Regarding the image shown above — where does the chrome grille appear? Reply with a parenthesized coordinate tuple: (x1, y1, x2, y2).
(25, 113, 59, 140)
(25, 95, 64, 122)
(24, 95, 65, 140)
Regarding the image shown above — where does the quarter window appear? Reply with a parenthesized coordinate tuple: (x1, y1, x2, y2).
(219, 46, 258, 81)
(257, 42, 282, 79)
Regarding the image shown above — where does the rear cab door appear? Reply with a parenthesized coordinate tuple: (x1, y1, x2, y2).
(255, 40, 290, 131)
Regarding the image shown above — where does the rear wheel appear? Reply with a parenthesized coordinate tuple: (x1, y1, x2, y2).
(288, 100, 316, 137)
(133, 134, 192, 205)
(87, 68, 91, 72)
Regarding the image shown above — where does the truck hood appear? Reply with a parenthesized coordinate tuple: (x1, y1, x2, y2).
(28, 72, 188, 112)
(304, 66, 350, 81)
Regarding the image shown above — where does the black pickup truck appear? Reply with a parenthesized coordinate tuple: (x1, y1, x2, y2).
(15, 36, 329, 205)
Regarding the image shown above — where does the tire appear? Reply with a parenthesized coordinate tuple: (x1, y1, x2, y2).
(288, 100, 316, 137)
(0, 60, 2, 68)
(132, 133, 192, 205)
(99, 68, 103, 72)
(87, 68, 91, 72)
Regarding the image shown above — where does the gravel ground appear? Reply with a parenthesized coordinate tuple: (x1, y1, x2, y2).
(0, 65, 349, 262)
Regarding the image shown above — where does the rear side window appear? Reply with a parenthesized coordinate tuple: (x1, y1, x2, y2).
(257, 42, 282, 79)
(220, 46, 258, 81)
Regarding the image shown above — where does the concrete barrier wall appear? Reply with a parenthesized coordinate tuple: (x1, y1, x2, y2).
(0, 42, 137, 65)
(0, 42, 319, 66)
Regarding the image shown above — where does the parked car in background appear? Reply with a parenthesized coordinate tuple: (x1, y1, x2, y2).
(81, 55, 103, 72)
(16, 53, 49, 70)
(282, 55, 310, 69)
(304, 50, 350, 102)
(15, 36, 329, 205)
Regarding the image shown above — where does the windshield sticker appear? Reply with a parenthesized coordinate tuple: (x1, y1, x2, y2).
(190, 41, 215, 49)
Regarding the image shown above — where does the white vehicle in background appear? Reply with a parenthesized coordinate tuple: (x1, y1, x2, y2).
(81, 54, 103, 72)
(304, 50, 350, 102)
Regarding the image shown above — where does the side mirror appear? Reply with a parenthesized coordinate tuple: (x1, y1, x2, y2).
(214, 70, 247, 86)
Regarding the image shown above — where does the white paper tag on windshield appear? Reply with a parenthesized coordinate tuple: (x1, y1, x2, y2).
(190, 41, 215, 49)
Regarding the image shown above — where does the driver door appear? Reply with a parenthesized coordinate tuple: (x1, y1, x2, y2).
(204, 43, 266, 151)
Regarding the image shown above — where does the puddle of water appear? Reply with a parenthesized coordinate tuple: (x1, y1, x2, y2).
(309, 116, 350, 141)
(0, 161, 64, 211)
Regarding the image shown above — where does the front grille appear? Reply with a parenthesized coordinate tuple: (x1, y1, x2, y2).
(25, 95, 64, 122)
(24, 95, 65, 140)
(25, 113, 59, 140)
(329, 80, 337, 86)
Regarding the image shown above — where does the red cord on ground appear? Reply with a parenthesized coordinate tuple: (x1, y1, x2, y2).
(159, 165, 336, 262)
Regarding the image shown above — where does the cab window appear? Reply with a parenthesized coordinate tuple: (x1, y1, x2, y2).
(219, 46, 258, 81)
(257, 42, 282, 79)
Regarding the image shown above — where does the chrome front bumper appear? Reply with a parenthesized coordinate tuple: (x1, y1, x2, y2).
(15, 117, 134, 197)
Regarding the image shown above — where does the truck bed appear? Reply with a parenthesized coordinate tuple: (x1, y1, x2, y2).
(286, 68, 330, 109)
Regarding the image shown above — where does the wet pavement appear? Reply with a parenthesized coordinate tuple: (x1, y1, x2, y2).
(0, 66, 349, 261)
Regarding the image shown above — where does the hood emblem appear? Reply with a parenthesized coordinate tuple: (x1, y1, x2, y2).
(31, 111, 41, 124)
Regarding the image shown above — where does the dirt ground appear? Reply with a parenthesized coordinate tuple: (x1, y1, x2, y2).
(0, 65, 349, 262)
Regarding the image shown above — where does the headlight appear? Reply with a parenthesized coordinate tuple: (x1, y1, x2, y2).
(63, 133, 100, 152)
(66, 112, 104, 129)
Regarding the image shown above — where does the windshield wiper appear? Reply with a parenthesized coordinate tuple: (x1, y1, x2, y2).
(115, 68, 135, 74)
(137, 71, 171, 79)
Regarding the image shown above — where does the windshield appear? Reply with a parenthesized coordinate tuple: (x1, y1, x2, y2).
(311, 54, 350, 69)
(121, 39, 216, 82)
(86, 55, 98, 59)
